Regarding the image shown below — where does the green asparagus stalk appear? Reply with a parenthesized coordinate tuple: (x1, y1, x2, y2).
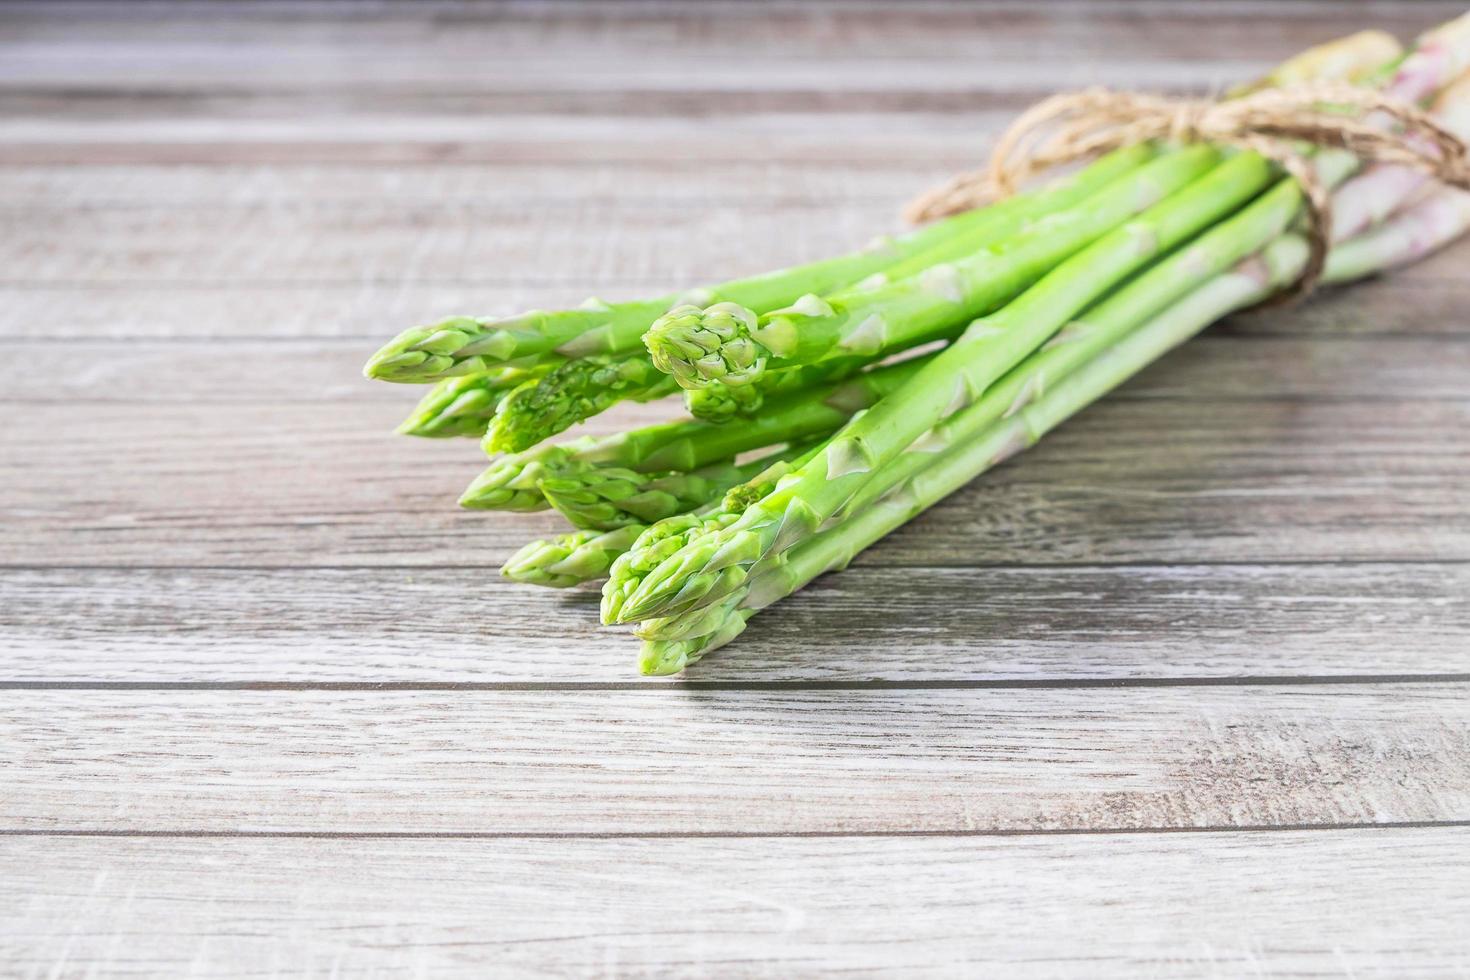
(540, 442, 813, 531)
(649, 145, 1234, 390)
(611, 169, 1321, 623)
(636, 174, 1470, 672)
(600, 441, 829, 616)
(502, 525, 648, 589)
(671, 197, 979, 431)
(639, 23, 1434, 397)
(643, 146, 1213, 392)
(630, 61, 1470, 667)
(612, 149, 1292, 623)
(506, 440, 830, 590)
(395, 366, 547, 438)
(483, 354, 678, 454)
(361, 167, 1085, 385)
(613, 25, 1466, 626)
(459, 353, 930, 510)
(632, 237, 1308, 669)
(655, 32, 1407, 431)
(472, 147, 1165, 440)
(632, 214, 1320, 626)
(682, 355, 874, 423)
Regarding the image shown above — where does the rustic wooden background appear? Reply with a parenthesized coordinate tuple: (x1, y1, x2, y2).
(3, 1, 1469, 976)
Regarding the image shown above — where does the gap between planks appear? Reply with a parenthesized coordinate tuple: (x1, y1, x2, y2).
(2, 675, 1469, 693)
(3, 818, 1470, 841)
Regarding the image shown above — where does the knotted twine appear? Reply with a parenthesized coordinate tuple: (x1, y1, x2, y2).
(904, 83, 1470, 302)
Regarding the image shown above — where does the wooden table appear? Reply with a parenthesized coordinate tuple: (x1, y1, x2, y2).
(3, 2, 1468, 975)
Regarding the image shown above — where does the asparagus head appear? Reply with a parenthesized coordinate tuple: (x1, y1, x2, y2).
(502, 526, 648, 589)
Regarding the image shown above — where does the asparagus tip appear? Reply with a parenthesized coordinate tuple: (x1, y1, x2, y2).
(644, 302, 765, 389)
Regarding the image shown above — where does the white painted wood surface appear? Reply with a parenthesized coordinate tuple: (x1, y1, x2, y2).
(3, 830, 1468, 979)
(4, 686, 1469, 833)
(3, 563, 1466, 683)
(2, 1, 1468, 976)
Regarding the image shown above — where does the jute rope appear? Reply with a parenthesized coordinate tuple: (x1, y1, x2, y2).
(905, 83, 1470, 300)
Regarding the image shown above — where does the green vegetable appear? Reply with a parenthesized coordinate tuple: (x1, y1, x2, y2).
(611, 149, 1287, 624)
(364, 198, 1025, 384)
(484, 355, 677, 454)
(395, 366, 548, 438)
(635, 180, 1470, 671)
(641, 146, 1217, 392)
(541, 444, 810, 532)
(502, 526, 648, 588)
(459, 353, 929, 511)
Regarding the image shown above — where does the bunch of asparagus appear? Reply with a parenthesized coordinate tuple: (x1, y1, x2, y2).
(364, 15, 1470, 674)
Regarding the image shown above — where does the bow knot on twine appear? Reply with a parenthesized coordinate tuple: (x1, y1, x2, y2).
(905, 82, 1470, 300)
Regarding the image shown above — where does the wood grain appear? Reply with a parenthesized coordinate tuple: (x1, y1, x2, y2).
(1, 2, 1458, 170)
(3, 179, 1466, 294)
(3, 563, 1466, 683)
(4, 397, 1465, 567)
(5, 1, 1470, 972)
(3, 685, 1467, 833)
(5, 2, 1451, 97)
(6, 335, 1469, 404)
(3, 829, 1468, 979)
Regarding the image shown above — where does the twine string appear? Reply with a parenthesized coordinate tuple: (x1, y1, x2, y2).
(904, 83, 1470, 300)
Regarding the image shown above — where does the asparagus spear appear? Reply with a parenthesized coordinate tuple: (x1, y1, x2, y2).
(458, 353, 930, 510)
(1331, 13, 1470, 241)
(642, 146, 1211, 392)
(483, 354, 678, 454)
(502, 526, 649, 589)
(599, 441, 829, 615)
(473, 147, 1165, 441)
(682, 355, 875, 423)
(629, 64, 1470, 664)
(611, 168, 1320, 623)
(541, 443, 813, 531)
(639, 23, 1430, 397)
(637, 176, 1470, 671)
(505, 441, 828, 589)
(361, 171, 1071, 385)
(612, 148, 1292, 623)
(611, 26, 1470, 627)
(395, 366, 548, 438)
(633, 238, 1312, 670)
(667, 149, 1181, 423)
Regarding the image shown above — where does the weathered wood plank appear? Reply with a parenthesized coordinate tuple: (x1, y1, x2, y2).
(6, 190, 1467, 291)
(3, 685, 1467, 832)
(2, 563, 1465, 683)
(1, 191, 1462, 348)
(3, 829, 1468, 979)
(3, 267, 1465, 341)
(5, 1, 1449, 97)
(5, 336, 1467, 404)
(5, 2, 1466, 973)
(0, 196, 893, 286)
(0, 1, 1456, 168)
(0, 162, 964, 207)
(3, 398, 1465, 567)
